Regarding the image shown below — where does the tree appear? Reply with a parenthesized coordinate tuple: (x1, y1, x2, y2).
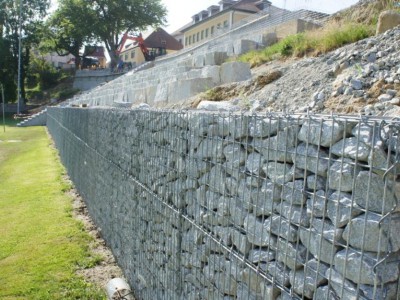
(41, 0, 97, 69)
(0, 0, 49, 103)
(87, 0, 167, 66)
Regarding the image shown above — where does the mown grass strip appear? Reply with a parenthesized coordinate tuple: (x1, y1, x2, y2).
(0, 118, 105, 300)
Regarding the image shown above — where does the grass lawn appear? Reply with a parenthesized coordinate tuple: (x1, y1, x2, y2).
(0, 118, 105, 299)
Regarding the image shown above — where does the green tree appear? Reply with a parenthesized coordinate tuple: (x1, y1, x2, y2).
(87, 0, 167, 66)
(41, 0, 97, 69)
(0, 0, 49, 103)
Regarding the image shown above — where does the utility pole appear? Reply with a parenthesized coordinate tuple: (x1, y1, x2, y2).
(17, 0, 23, 115)
(1, 84, 5, 132)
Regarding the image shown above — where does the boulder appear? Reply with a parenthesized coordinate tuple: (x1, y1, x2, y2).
(376, 10, 400, 35)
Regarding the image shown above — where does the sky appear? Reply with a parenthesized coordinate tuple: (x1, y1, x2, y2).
(162, 0, 360, 33)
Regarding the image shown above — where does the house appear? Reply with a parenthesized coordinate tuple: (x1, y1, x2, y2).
(180, 0, 273, 48)
(41, 52, 75, 70)
(117, 28, 183, 67)
(82, 46, 107, 69)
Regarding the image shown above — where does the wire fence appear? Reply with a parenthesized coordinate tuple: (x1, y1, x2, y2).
(47, 107, 400, 300)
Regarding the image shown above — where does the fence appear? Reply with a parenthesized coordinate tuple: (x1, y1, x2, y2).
(47, 107, 400, 300)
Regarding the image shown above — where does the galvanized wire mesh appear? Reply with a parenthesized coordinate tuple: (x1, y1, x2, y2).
(47, 108, 400, 300)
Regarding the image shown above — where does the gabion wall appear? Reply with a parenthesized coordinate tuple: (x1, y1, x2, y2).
(47, 107, 400, 300)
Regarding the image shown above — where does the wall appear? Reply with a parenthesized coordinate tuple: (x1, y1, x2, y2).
(47, 107, 400, 300)
(73, 70, 123, 91)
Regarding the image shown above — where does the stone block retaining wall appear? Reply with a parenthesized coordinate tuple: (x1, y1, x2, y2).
(47, 107, 400, 300)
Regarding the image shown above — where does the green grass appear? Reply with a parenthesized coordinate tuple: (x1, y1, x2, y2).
(238, 22, 374, 67)
(0, 119, 105, 299)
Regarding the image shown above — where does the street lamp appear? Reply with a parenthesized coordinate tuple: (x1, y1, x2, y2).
(17, 0, 22, 115)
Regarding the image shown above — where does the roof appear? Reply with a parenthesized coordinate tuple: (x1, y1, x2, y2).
(181, 0, 264, 33)
(83, 46, 106, 58)
(119, 28, 183, 54)
(143, 28, 183, 51)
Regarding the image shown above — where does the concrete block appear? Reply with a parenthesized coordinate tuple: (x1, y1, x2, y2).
(234, 39, 259, 55)
(153, 84, 169, 104)
(193, 55, 205, 68)
(201, 66, 221, 85)
(220, 62, 251, 84)
(204, 52, 228, 66)
(262, 32, 278, 46)
(167, 77, 215, 104)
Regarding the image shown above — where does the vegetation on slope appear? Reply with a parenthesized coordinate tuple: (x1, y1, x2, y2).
(238, 0, 399, 67)
(0, 119, 105, 299)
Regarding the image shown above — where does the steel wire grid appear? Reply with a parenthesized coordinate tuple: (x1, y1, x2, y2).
(47, 108, 400, 300)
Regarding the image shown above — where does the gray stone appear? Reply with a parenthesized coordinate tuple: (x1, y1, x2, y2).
(327, 191, 363, 227)
(244, 214, 276, 248)
(289, 259, 329, 298)
(360, 282, 399, 300)
(265, 261, 291, 287)
(199, 166, 228, 194)
(236, 283, 262, 300)
(223, 144, 246, 168)
(307, 175, 327, 191)
(239, 268, 265, 294)
(378, 93, 393, 102)
(331, 137, 370, 161)
(229, 200, 247, 227)
(246, 152, 266, 175)
(343, 212, 400, 252)
(354, 171, 397, 214)
(204, 51, 228, 66)
(228, 115, 249, 139)
(259, 283, 280, 300)
(248, 118, 280, 138)
(307, 190, 327, 218)
(313, 286, 337, 300)
(265, 214, 299, 242)
(231, 229, 251, 255)
(248, 249, 275, 264)
(292, 143, 330, 176)
(220, 62, 251, 84)
(300, 227, 339, 264)
(352, 123, 385, 148)
(214, 272, 237, 296)
(185, 159, 211, 178)
(328, 158, 360, 192)
(334, 248, 399, 284)
(275, 201, 310, 227)
(195, 137, 226, 159)
(213, 226, 232, 246)
(350, 78, 363, 90)
(197, 101, 240, 112)
(196, 186, 220, 210)
(276, 238, 308, 270)
(325, 267, 369, 300)
(298, 120, 346, 147)
(311, 218, 344, 244)
(251, 180, 282, 216)
(263, 162, 304, 185)
(251, 125, 299, 163)
(281, 180, 307, 205)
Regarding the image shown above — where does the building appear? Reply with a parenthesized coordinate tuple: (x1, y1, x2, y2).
(82, 46, 107, 69)
(117, 28, 183, 67)
(180, 0, 272, 48)
(41, 52, 75, 70)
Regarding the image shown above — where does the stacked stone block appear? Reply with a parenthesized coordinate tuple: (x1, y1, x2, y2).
(47, 107, 400, 299)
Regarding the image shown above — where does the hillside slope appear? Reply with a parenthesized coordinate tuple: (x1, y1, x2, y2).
(168, 23, 399, 117)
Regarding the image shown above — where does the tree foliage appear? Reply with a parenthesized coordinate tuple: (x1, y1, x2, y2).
(87, 0, 167, 65)
(0, 0, 49, 103)
(41, 0, 97, 69)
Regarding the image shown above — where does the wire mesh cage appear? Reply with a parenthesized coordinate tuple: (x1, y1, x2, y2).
(47, 107, 400, 300)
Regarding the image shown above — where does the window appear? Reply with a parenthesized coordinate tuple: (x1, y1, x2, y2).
(185, 37, 188, 46)
(205, 28, 209, 38)
(125, 54, 128, 61)
(131, 50, 135, 58)
(201, 30, 204, 40)
(211, 26, 214, 35)
(197, 32, 200, 41)
(189, 36, 192, 44)
(217, 23, 221, 29)
(224, 20, 228, 28)
(192, 34, 195, 43)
